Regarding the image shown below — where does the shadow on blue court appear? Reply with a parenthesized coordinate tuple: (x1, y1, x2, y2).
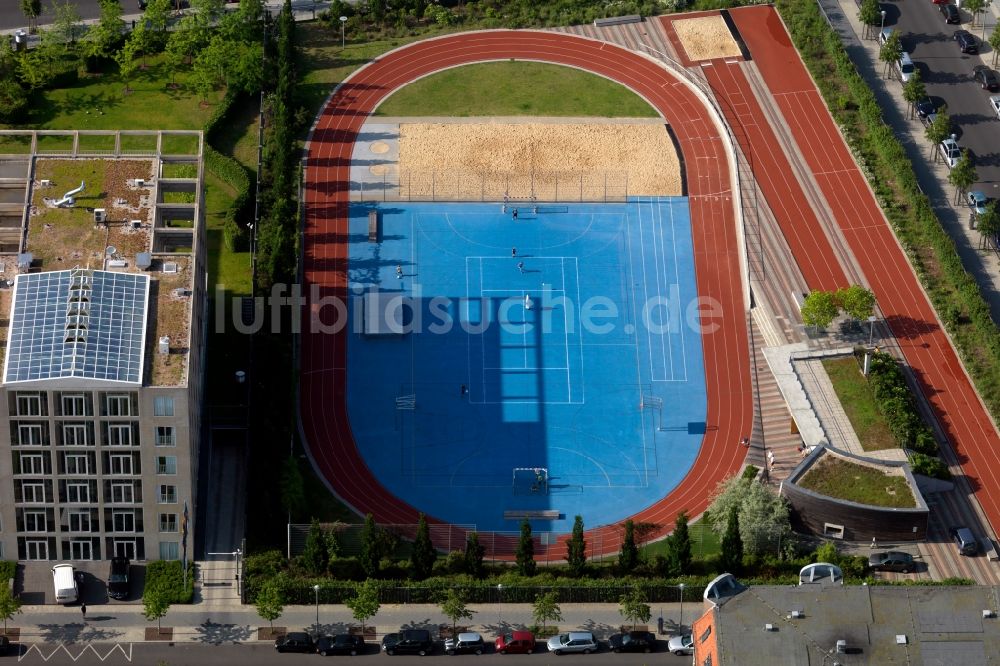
(344, 200, 706, 532)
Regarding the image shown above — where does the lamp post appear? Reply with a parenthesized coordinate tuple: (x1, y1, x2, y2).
(497, 583, 504, 628)
(678, 583, 686, 632)
(313, 584, 321, 631)
(880, 10, 886, 35)
(867, 315, 877, 346)
(340, 16, 347, 49)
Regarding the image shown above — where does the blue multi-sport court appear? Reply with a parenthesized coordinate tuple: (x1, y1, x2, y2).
(344, 199, 706, 532)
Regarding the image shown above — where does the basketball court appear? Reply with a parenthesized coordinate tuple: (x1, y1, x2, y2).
(344, 198, 707, 532)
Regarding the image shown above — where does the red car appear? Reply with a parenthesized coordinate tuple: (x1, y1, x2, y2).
(495, 631, 536, 655)
(932, 0, 948, 5)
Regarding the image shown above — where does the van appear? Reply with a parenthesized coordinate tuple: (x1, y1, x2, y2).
(879, 27, 895, 46)
(51, 564, 78, 604)
(951, 526, 978, 556)
(896, 52, 915, 83)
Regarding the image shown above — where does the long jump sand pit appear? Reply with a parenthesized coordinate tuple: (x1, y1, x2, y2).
(672, 16, 742, 62)
(396, 121, 682, 200)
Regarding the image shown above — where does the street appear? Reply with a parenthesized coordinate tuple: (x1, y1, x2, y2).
(0, 0, 104, 31)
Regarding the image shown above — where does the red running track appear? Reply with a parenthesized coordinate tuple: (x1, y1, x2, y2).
(727, 7, 1000, 533)
(301, 31, 753, 555)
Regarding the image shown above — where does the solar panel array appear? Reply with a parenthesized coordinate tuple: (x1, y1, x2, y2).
(4, 269, 149, 384)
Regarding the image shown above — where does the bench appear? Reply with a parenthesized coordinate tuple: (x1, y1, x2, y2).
(594, 14, 643, 27)
(983, 538, 999, 562)
(368, 209, 379, 243)
(504, 510, 560, 521)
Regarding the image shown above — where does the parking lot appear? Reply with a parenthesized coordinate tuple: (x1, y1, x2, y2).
(15, 560, 144, 606)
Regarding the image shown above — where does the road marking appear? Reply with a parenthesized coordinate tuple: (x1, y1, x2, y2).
(19, 642, 132, 663)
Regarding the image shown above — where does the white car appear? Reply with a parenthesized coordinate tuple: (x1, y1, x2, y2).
(667, 633, 694, 656)
(546, 632, 598, 655)
(990, 95, 1000, 120)
(939, 138, 961, 169)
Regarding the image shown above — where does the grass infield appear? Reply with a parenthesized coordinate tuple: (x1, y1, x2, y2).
(823, 357, 896, 451)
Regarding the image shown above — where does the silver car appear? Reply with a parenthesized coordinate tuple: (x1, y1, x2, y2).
(667, 634, 694, 656)
(546, 631, 598, 655)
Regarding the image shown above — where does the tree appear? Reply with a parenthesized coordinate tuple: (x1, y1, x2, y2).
(948, 150, 978, 204)
(126, 19, 157, 69)
(991, 24, 1000, 66)
(359, 513, 381, 578)
(410, 513, 436, 581)
(0, 78, 29, 123)
(566, 515, 587, 577)
(708, 475, 791, 558)
(278, 455, 304, 521)
(439, 589, 475, 635)
(83, 0, 125, 64)
(836, 285, 876, 321)
(666, 511, 693, 574)
(878, 30, 902, 80)
(858, 0, 880, 39)
(51, 0, 82, 45)
(965, 0, 986, 26)
(463, 532, 485, 579)
(902, 68, 926, 119)
(345, 579, 380, 635)
(515, 519, 536, 576)
(21, 0, 41, 33)
(532, 592, 562, 632)
(0, 585, 22, 633)
(719, 506, 743, 573)
(144, 0, 174, 34)
(302, 518, 329, 576)
(255, 578, 284, 630)
(926, 107, 952, 160)
(976, 201, 1000, 250)
(619, 588, 651, 631)
(192, 0, 226, 24)
(618, 519, 639, 573)
(800, 289, 839, 329)
(142, 588, 170, 632)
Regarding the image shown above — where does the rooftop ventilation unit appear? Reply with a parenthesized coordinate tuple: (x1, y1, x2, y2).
(136, 253, 152, 270)
(39, 179, 51, 187)
(163, 262, 178, 274)
(764, 624, 776, 632)
(790, 611, 804, 619)
(158, 336, 170, 354)
(130, 220, 142, 230)
(896, 635, 908, 644)
(94, 209, 106, 224)
(16, 253, 32, 270)
(985, 610, 996, 619)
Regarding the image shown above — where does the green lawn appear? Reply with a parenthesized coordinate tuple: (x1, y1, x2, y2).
(374, 62, 659, 117)
(641, 519, 720, 560)
(798, 456, 916, 508)
(823, 358, 896, 451)
(203, 170, 251, 296)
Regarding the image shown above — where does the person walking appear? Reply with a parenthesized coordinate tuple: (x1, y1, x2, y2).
(512, 208, 519, 220)
(460, 384, 467, 396)
(511, 247, 517, 258)
(395, 265, 403, 279)
(517, 261, 524, 274)
(81, 603, 87, 621)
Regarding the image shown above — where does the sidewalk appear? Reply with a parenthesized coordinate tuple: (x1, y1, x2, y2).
(7, 602, 691, 644)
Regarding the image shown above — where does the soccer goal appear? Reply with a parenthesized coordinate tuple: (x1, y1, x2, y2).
(512, 467, 549, 496)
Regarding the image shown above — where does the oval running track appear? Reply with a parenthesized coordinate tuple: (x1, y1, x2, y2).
(300, 30, 753, 555)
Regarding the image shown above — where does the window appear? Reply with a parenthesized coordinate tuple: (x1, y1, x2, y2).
(110, 481, 134, 504)
(15, 393, 43, 416)
(66, 482, 90, 503)
(153, 396, 174, 417)
(156, 456, 177, 475)
(24, 539, 48, 560)
(68, 510, 91, 532)
(159, 541, 179, 560)
(159, 514, 178, 532)
(105, 395, 132, 417)
(19, 454, 44, 475)
(107, 424, 133, 447)
(64, 453, 90, 475)
(69, 539, 93, 560)
(157, 485, 177, 504)
(155, 426, 176, 447)
(21, 482, 45, 503)
(23, 510, 47, 532)
(62, 424, 90, 447)
(17, 423, 44, 446)
(113, 540, 137, 560)
(112, 510, 136, 533)
(109, 454, 134, 475)
(61, 394, 87, 416)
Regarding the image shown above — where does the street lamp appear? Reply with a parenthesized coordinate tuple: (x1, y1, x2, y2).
(313, 584, 321, 631)
(497, 583, 504, 628)
(678, 583, 686, 632)
(867, 315, 877, 346)
(880, 10, 886, 35)
(340, 16, 348, 49)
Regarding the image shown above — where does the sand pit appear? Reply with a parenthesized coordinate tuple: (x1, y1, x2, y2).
(396, 122, 681, 200)
(672, 16, 742, 61)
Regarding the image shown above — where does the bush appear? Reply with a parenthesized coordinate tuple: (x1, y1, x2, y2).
(0, 561, 15, 582)
(143, 560, 194, 604)
(909, 452, 952, 479)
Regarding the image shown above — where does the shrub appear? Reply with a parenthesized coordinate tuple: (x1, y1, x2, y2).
(0, 561, 15, 582)
(909, 452, 951, 479)
(143, 560, 194, 604)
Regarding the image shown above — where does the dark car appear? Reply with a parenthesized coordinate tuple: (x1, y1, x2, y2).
(942, 4, 961, 24)
(956, 30, 978, 53)
(915, 97, 938, 119)
(0, 636, 10, 656)
(381, 629, 434, 656)
(868, 550, 915, 573)
(317, 634, 366, 656)
(974, 65, 1000, 91)
(608, 631, 656, 654)
(107, 557, 130, 600)
(495, 631, 536, 654)
(951, 526, 978, 556)
(275, 632, 316, 654)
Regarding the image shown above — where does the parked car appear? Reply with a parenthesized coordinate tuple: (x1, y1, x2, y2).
(951, 526, 979, 556)
(916, 97, 938, 119)
(955, 29, 977, 53)
(381, 629, 434, 656)
(967, 190, 989, 216)
(608, 631, 656, 654)
(444, 632, 485, 656)
(990, 95, 1000, 120)
(868, 550, 916, 573)
(896, 52, 915, 83)
(495, 631, 536, 654)
(51, 564, 79, 604)
(107, 557, 130, 600)
(667, 634, 694, 656)
(940, 137, 961, 168)
(546, 631, 599, 655)
(974, 65, 1000, 91)
(274, 632, 316, 654)
(942, 4, 961, 24)
(0, 636, 10, 656)
(920, 111, 938, 128)
(317, 634, 365, 656)
(878, 27, 895, 45)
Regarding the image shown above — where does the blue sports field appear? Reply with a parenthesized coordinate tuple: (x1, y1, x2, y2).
(344, 200, 706, 532)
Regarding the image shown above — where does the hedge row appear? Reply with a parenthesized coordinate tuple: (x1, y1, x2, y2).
(777, 0, 1000, 425)
(201, 90, 254, 253)
(143, 560, 195, 604)
(0, 561, 15, 582)
(862, 350, 938, 456)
